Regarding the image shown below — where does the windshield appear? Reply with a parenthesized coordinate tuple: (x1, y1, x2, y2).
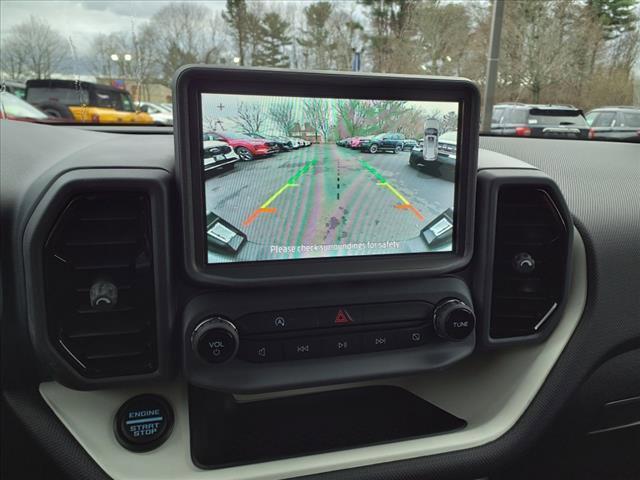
(622, 111, 640, 127)
(0, 0, 638, 141)
(26, 86, 90, 106)
(94, 90, 134, 111)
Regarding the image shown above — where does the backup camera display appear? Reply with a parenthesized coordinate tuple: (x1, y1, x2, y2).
(201, 93, 459, 263)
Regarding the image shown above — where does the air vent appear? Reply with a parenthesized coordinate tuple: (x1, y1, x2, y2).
(44, 193, 157, 378)
(489, 186, 570, 339)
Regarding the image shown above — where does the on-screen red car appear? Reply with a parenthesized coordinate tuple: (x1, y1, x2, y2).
(203, 131, 278, 161)
(349, 136, 372, 149)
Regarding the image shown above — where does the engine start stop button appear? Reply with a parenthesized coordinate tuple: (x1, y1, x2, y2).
(114, 394, 173, 452)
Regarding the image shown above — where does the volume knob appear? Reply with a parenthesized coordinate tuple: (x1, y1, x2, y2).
(433, 299, 475, 341)
(191, 317, 239, 364)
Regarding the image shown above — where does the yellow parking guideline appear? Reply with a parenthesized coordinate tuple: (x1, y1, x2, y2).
(260, 183, 298, 209)
(377, 182, 410, 205)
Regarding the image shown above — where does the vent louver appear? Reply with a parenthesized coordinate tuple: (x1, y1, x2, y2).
(490, 186, 569, 339)
(44, 193, 157, 377)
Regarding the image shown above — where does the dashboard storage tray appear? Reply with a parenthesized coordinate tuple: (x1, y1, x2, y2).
(189, 384, 466, 468)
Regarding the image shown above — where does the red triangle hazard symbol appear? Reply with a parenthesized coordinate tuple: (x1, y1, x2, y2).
(335, 308, 351, 324)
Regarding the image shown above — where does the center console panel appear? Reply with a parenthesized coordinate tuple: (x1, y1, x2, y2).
(183, 278, 475, 392)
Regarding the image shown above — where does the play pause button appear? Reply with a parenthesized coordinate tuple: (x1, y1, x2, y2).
(325, 335, 360, 356)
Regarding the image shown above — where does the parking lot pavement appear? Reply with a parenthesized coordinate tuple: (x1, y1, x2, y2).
(205, 143, 455, 260)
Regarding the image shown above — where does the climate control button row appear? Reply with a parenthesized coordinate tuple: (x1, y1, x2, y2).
(237, 301, 434, 334)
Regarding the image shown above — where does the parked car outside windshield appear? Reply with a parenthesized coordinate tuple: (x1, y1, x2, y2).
(0, 91, 49, 120)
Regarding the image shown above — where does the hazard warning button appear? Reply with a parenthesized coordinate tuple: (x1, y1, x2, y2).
(334, 308, 351, 324)
(317, 305, 363, 327)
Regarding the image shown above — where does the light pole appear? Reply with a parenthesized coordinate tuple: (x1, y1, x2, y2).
(351, 33, 364, 72)
(110, 53, 132, 79)
(481, 0, 505, 132)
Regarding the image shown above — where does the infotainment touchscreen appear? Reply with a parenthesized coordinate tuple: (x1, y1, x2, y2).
(200, 93, 461, 264)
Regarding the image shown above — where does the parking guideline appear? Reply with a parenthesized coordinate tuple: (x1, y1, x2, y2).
(244, 159, 317, 226)
(359, 159, 425, 221)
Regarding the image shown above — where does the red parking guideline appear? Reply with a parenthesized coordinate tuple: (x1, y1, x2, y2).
(243, 207, 276, 226)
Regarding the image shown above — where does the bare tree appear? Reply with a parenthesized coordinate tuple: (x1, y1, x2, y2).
(150, 3, 216, 84)
(411, 1, 472, 76)
(336, 99, 368, 136)
(303, 98, 331, 142)
(129, 23, 160, 101)
(234, 102, 264, 134)
(87, 23, 158, 101)
(89, 32, 128, 79)
(0, 39, 26, 80)
(269, 101, 297, 135)
(0, 16, 68, 80)
(440, 111, 458, 133)
(394, 108, 425, 138)
(203, 115, 218, 132)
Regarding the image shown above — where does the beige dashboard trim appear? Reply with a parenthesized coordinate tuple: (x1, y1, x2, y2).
(39, 229, 587, 480)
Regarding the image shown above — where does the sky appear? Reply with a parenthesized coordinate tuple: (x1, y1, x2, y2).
(0, 1, 226, 50)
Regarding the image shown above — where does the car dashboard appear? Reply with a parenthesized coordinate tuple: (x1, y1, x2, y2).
(1, 120, 639, 480)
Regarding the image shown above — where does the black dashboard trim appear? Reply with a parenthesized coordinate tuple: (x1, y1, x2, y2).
(173, 66, 480, 286)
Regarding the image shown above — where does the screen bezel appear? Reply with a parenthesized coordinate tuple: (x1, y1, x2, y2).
(174, 66, 479, 286)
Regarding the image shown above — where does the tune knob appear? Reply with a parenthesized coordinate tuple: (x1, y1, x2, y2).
(191, 317, 239, 364)
(433, 299, 475, 341)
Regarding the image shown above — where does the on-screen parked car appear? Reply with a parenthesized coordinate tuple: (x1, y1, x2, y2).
(337, 137, 352, 147)
(360, 132, 406, 153)
(288, 137, 304, 149)
(202, 140, 240, 177)
(24, 79, 153, 124)
(274, 136, 295, 149)
(293, 137, 310, 147)
(409, 130, 457, 173)
(349, 136, 372, 149)
(136, 101, 173, 125)
(402, 139, 419, 151)
(249, 133, 293, 151)
(585, 106, 640, 142)
(203, 131, 278, 161)
(491, 103, 589, 139)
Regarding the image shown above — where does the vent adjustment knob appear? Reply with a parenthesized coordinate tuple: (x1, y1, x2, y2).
(89, 279, 118, 309)
(433, 299, 475, 341)
(513, 252, 536, 274)
(191, 317, 239, 364)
